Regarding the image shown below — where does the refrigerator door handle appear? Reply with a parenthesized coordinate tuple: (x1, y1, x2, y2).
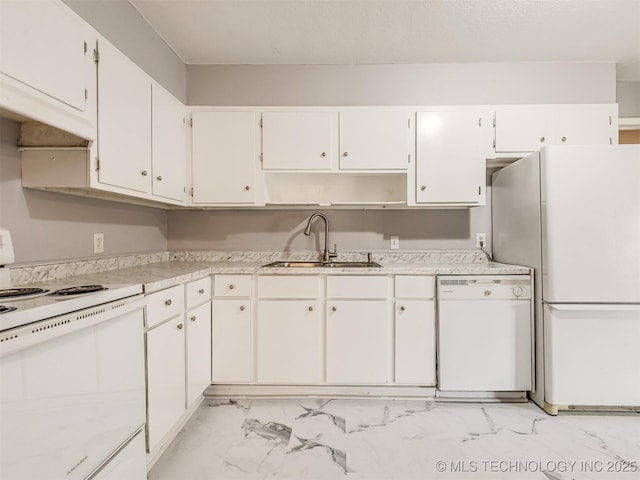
(545, 303, 640, 312)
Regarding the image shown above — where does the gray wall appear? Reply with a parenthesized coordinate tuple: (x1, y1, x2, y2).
(0, 118, 167, 264)
(187, 63, 616, 106)
(617, 81, 640, 117)
(63, 0, 186, 102)
(168, 205, 491, 253)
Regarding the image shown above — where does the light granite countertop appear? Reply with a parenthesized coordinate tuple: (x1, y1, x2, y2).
(18, 258, 531, 295)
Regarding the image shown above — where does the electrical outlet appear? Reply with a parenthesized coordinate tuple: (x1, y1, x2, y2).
(94, 233, 104, 254)
(390, 236, 400, 250)
(476, 233, 486, 249)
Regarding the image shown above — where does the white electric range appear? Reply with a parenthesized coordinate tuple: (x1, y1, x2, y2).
(0, 282, 143, 332)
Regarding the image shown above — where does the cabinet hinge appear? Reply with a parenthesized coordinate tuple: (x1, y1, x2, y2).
(260, 153, 263, 163)
(190, 187, 194, 197)
(493, 117, 496, 128)
(609, 115, 612, 125)
(183, 117, 186, 125)
(83, 41, 88, 55)
(84, 88, 88, 101)
(493, 138, 496, 149)
(189, 118, 193, 127)
(259, 118, 263, 128)
(96, 158, 100, 171)
(478, 186, 482, 195)
(93, 42, 100, 64)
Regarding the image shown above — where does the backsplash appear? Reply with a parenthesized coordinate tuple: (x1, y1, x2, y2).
(9, 249, 488, 285)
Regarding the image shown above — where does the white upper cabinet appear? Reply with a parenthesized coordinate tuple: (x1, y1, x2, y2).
(96, 38, 152, 194)
(191, 111, 259, 204)
(262, 112, 336, 170)
(152, 84, 186, 203)
(339, 111, 411, 170)
(495, 104, 618, 153)
(416, 109, 492, 205)
(0, 0, 95, 139)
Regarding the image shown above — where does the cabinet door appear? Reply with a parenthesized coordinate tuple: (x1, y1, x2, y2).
(146, 317, 185, 452)
(97, 39, 152, 194)
(212, 300, 252, 383)
(494, 106, 552, 153)
(326, 300, 388, 384)
(554, 105, 616, 145)
(257, 301, 323, 383)
(186, 302, 212, 407)
(395, 300, 436, 385)
(191, 111, 257, 204)
(339, 111, 410, 170)
(416, 110, 490, 204)
(0, 0, 89, 112)
(151, 84, 186, 202)
(262, 112, 335, 170)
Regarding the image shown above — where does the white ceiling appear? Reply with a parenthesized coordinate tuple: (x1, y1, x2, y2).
(130, 0, 640, 80)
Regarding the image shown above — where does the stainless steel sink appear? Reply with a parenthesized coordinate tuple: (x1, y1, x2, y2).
(262, 260, 382, 268)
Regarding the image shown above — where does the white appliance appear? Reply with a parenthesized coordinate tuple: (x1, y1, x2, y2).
(0, 281, 146, 479)
(0, 227, 15, 288)
(492, 145, 640, 414)
(437, 275, 532, 392)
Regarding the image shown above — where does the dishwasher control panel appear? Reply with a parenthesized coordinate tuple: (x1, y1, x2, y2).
(438, 276, 532, 300)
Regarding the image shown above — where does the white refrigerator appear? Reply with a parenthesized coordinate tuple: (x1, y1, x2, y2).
(492, 145, 640, 414)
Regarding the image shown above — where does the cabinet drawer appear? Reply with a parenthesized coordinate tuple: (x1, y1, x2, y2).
(326, 276, 388, 299)
(186, 276, 212, 308)
(146, 284, 184, 328)
(395, 275, 435, 299)
(214, 275, 252, 297)
(258, 275, 321, 299)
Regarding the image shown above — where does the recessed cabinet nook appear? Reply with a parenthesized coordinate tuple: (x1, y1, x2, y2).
(0, 0, 618, 209)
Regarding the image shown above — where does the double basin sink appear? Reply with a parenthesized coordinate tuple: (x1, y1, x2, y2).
(262, 260, 382, 268)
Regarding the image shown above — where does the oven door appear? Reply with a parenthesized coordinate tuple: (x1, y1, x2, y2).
(0, 297, 146, 480)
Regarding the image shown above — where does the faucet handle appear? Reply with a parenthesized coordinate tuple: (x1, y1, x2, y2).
(329, 243, 338, 259)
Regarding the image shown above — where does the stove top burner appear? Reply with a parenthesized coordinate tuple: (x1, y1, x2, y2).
(0, 288, 49, 299)
(0, 305, 18, 314)
(49, 285, 108, 296)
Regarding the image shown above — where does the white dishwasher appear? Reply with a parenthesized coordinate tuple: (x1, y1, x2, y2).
(437, 275, 532, 392)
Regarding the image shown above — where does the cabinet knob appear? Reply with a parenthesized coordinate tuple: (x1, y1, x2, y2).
(539, 137, 545, 143)
(177, 323, 184, 330)
(165, 299, 172, 306)
(342, 152, 349, 157)
(420, 185, 426, 191)
(561, 136, 567, 142)
(308, 306, 313, 312)
(141, 170, 148, 176)
(229, 284, 234, 290)
(400, 306, 405, 311)
(321, 152, 326, 157)
(156, 175, 162, 181)
(244, 185, 251, 191)
(240, 305, 245, 311)
(199, 288, 205, 294)
(332, 306, 337, 312)
(190, 315, 197, 322)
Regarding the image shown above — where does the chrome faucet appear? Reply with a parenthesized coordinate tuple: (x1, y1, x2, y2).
(304, 213, 337, 263)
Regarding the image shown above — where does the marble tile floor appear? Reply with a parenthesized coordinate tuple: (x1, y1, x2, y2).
(149, 398, 640, 480)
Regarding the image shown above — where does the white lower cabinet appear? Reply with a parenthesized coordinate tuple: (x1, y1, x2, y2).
(186, 302, 212, 407)
(146, 316, 186, 453)
(257, 301, 323, 383)
(394, 276, 436, 385)
(212, 299, 253, 382)
(326, 300, 388, 384)
(212, 275, 254, 383)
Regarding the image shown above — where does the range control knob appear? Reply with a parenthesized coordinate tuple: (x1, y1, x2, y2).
(513, 286, 524, 298)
